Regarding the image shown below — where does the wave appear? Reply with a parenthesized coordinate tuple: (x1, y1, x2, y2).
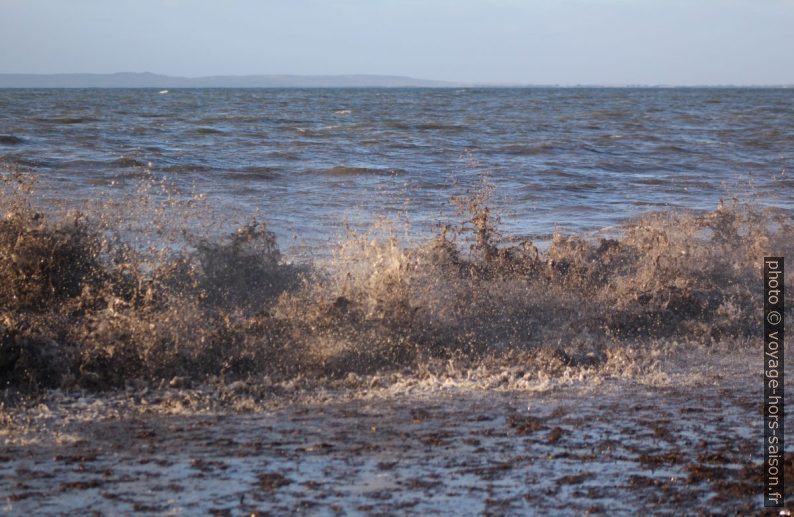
(539, 168, 579, 178)
(0, 172, 790, 393)
(0, 154, 52, 169)
(44, 157, 148, 171)
(318, 166, 404, 176)
(112, 156, 147, 168)
(34, 116, 100, 124)
(195, 115, 263, 124)
(0, 135, 24, 145)
(653, 144, 696, 154)
(496, 142, 557, 156)
(266, 150, 300, 160)
(385, 120, 465, 131)
(222, 166, 280, 181)
(191, 127, 227, 136)
(293, 124, 364, 137)
(161, 163, 214, 173)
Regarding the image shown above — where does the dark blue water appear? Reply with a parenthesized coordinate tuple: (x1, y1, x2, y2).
(1, 88, 792, 250)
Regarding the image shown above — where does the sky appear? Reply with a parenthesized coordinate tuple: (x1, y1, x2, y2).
(1, 0, 793, 86)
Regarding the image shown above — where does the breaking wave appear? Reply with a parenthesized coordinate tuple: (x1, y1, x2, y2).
(0, 171, 791, 392)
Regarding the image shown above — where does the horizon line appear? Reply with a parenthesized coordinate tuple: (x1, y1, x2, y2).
(0, 71, 791, 89)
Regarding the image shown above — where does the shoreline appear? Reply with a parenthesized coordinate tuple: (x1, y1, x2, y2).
(1, 347, 788, 514)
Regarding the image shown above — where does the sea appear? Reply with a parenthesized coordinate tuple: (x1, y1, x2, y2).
(1, 87, 792, 250)
(0, 87, 792, 513)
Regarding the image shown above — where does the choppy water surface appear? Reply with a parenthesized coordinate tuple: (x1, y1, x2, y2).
(1, 88, 792, 248)
(1, 88, 793, 514)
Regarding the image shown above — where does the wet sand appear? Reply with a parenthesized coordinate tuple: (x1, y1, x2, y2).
(0, 366, 786, 516)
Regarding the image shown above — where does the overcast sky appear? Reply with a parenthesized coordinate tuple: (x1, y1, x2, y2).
(1, 0, 792, 85)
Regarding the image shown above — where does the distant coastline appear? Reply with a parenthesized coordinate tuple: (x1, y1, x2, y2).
(0, 73, 791, 89)
(0, 72, 461, 88)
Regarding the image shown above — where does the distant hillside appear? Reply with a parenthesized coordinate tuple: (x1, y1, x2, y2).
(0, 72, 460, 88)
